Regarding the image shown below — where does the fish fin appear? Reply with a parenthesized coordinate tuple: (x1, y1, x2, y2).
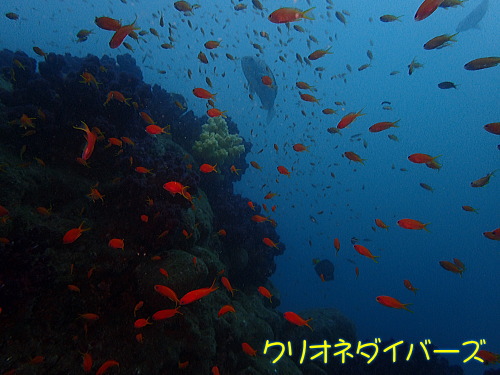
(403, 304, 414, 313)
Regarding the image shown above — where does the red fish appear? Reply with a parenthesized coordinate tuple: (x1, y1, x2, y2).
(63, 222, 90, 244)
(145, 124, 169, 135)
(221, 276, 238, 296)
(376, 296, 413, 312)
(403, 279, 419, 294)
(268, 7, 315, 23)
(152, 307, 182, 321)
(277, 165, 290, 176)
(179, 279, 218, 305)
(344, 151, 366, 165)
(262, 237, 279, 249)
(354, 244, 380, 263)
(193, 88, 216, 99)
(200, 163, 218, 173)
(207, 108, 227, 118)
(293, 143, 309, 152)
(217, 305, 235, 317)
(109, 20, 139, 49)
(283, 311, 313, 330)
(73, 121, 97, 161)
(154, 285, 180, 304)
(242, 342, 257, 356)
(95, 16, 122, 31)
(369, 120, 400, 133)
(108, 238, 124, 250)
(397, 218, 430, 232)
(257, 286, 273, 302)
(375, 218, 389, 230)
(334, 238, 340, 254)
(408, 153, 441, 164)
(415, 0, 444, 21)
(96, 360, 119, 375)
(337, 109, 365, 129)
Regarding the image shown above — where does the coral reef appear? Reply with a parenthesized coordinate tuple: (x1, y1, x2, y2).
(192, 116, 245, 167)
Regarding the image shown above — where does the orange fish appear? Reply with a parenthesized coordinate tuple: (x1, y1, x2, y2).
(133, 318, 152, 328)
(414, 0, 444, 21)
(193, 88, 216, 99)
(397, 218, 430, 232)
(344, 151, 366, 165)
(73, 121, 97, 161)
(369, 120, 400, 133)
(277, 165, 290, 177)
(257, 286, 273, 302)
(250, 161, 262, 170)
(82, 352, 93, 372)
(145, 124, 169, 135)
(204, 40, 220, 49)
(159, 268, 169, 278)
(104, 90, 131, 106)
(403, 279, 419, 294)
(264, 192, 277, 200)
(139, 112, 155, 125)
(242, 342, 257, 356)
(207, 108, 227, 118)
(262, 237, 279, 249)
(135, 166, 153, 174)
(268, 7, 315, 23)
(221, 277, 238, 296)
(63, 222, 90, 244)
(475, 350, 500, 365)
(293, 143, 309, 152)
(354, 244, 379, 262)
(200, 163, 218, 173)
(376, 296, 413, 312)
(152, 307, 182, 321)
(163, 181, 191, 201)
(462, 205, 479, 214)
(79, 313, 100, 321)
(484, 122, 500, 135)
(108, 238, 124, 250)
(453, 258, 466, 271)
(217, 304, 236, 317)
(299, 93, 320, 103)
(334, 238, 340, 255)
(179, 279, 218, 305)
(109, 20, 140, 49)
(154, 285, 180, 304)
(211, 366, 221, 375)
(229, 165, 241, 175)
(283, 311, 313, 330)
(337, 109, 365, 129)
(408, 153, 441, 164)
(308, 47, 332, 61)
(439, 260, 464, 277)
(95, 360, 119, 375)
(251, 215, 269, 223)
(375, 219, 389, 230)
(133, 301, 144, 317)
(261, 75, 273, 86)
(80, 72, 101, 87)
(67, 284, 81, 292)
(95, 16, 122, 31)
(247, 201, 256, 210)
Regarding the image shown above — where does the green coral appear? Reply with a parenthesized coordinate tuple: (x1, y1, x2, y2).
(192, 116, 244, 166)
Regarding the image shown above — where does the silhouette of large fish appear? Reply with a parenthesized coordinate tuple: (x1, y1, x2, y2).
(456, 0, 489, 32)
(241, 56, 277, 123)
(314, 259, 335, 281)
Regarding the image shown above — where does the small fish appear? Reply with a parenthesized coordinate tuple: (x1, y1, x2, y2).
(470, 170, 496, 187)
(376, 296, 413, 312)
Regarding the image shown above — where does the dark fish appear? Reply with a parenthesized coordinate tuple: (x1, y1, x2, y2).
(309, 215, 317, 223)
(456, 0, 488, 32)
(350, 237, 359, 245)
(241, 56, 277, 123)
(314, 259, 335, 281)
(438, 81, 458, 89)
(464, 57, 500, 71)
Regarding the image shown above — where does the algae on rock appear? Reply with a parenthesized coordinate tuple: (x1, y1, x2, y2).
(192, 116, 245, 167)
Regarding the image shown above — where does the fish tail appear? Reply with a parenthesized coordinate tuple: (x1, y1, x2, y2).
(302, 7, 316, 20)
(403, 304, 414, 313)
(413, 289, 418, 295)
(423, 223, 431, 232)
(372, 256, 380, 263)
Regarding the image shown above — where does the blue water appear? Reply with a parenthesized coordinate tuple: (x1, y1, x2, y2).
(0, 0, 498, 374)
